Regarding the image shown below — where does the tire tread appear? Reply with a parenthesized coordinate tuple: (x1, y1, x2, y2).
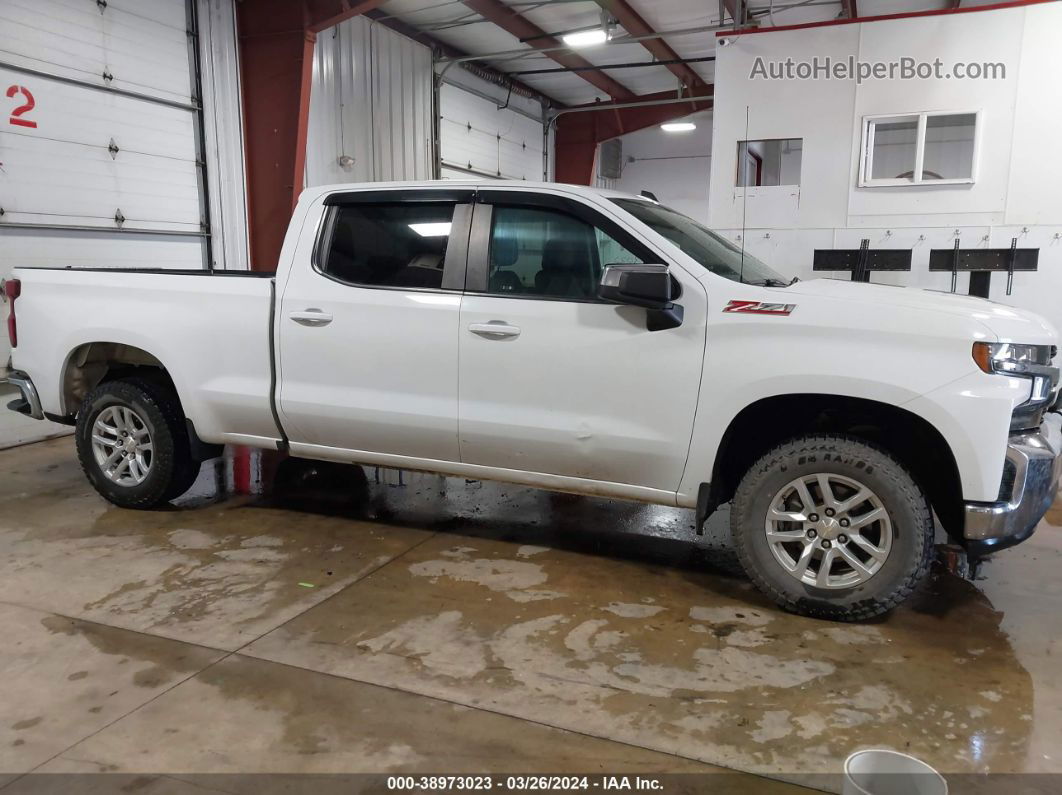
(731, 433, 933, 622)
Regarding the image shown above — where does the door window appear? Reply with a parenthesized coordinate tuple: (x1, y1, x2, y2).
(320, 202, 457, 289)
(487, 206, 646, 299)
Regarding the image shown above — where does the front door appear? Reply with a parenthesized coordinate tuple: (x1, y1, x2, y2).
(278, 189, 472, 462)
(457, 190, 706, 494)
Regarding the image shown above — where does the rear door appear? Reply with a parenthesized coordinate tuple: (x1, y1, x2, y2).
(457, 190, 707, 494)
(278, 188, 473, 463)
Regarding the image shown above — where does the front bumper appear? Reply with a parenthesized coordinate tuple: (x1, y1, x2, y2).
(0, 369, 44, 421)
(964, 413, 1062, 556)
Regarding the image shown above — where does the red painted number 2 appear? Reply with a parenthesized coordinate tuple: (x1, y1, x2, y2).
(6, 85, 37, 129)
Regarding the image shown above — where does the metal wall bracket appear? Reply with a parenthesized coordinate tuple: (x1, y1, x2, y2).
(114, 209, 125, 228)
(108, 138, 119, 159)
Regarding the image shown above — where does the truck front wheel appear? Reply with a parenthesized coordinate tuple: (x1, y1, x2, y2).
(75, 377, 199, 509)
(731, 434, 933, 621)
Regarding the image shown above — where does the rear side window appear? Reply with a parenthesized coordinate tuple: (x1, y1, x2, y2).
(321, 203, 456, 289)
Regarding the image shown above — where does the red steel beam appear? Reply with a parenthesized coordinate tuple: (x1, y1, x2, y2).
(721, 0, 1049, 36)
(554, 84, 713, 185)
(308, 0, 390, 34)
(462, 0, 637, 100)
(593, 0, 707, 90)
(237, 0, 387, 271)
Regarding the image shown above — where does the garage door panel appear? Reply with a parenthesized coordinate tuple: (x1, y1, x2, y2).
(498, 138, 541, 180)
(100, 7, 194, 104)
(109, 0, 190, 32)
(0, 0, 193, 105)
(1, 136, 202, 230)
(0, 227, 205, 269)
(440, 117, 500, 176)
(0, 69, 197, 159)
(439, 82, 543, 182)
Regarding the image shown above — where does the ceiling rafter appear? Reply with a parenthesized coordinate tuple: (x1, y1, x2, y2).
(592, 0, 708, 90)
(362, 8, 556, 106)
(841, 0, 859, 18)
(460, 0, 638, 100)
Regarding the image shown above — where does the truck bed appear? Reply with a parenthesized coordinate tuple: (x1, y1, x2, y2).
(10, 266, 280, 446)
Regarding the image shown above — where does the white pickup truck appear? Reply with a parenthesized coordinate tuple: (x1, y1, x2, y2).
(3, 181, 1060, 620)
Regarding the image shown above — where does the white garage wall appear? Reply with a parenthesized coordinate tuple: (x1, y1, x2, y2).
(306, 16, 434, 187)
(438, 68, 546, 181)
(707, 2, 1062, 335)
(607, 109, 713, 222)
(0, 0, 248, 369)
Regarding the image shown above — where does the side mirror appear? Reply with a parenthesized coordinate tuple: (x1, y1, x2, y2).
(597, 264, 672, 310)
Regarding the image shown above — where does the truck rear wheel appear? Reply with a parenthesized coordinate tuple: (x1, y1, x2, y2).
(731, 434, 933, 621)
(75, 377, 199, 509)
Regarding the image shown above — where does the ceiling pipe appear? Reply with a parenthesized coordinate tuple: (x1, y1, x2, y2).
(547, 93, 713, 132)
(436, 22, 733, 66)
(505, 55, 714, 77)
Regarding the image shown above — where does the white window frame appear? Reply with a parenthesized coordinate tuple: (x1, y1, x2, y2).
(858, 110, 981, 187)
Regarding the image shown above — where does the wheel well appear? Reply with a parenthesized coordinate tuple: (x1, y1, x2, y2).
(708, 394, 964, 538)
(61, 342, 174, 417)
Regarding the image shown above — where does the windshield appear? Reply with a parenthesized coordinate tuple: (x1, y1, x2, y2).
(611, 198, 790, 286)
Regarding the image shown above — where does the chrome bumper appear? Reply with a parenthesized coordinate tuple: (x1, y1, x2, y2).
(0, 369, 44, 421)
(964, 413, 1062, 555)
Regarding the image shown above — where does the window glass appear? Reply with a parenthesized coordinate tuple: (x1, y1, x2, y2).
(612, 198, 789, 286)
(487, 206, 646, 299)
(922, 113, 976, 180)
(863, 112, 978, 184)
(869, 116, 919, 180)
(736, 139, 803, 187)
(323, 203, 455, 288)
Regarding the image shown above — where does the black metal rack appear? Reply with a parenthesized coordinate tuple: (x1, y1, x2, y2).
(928, 238, 1038, 298)
(813, 239, 913, 283)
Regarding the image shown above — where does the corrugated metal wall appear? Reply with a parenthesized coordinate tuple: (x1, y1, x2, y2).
(306, 16, 434, 187)
(198, 0, 250, 270)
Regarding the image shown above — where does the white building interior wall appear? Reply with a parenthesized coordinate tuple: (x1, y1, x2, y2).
(609, 109, 713, 222)
(702, 2, 1062, 336)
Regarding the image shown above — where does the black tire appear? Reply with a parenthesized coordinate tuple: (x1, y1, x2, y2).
(75, 376, 199, 509)
(731, 434, 933, 621)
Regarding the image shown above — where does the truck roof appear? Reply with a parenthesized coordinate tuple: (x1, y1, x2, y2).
(298, 180, 647, 204)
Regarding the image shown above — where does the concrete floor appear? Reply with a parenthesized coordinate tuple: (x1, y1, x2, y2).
(0, 438, 1060, 793)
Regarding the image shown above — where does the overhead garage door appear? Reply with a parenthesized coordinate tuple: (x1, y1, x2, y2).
(439, 81, 544, 181)
(0, 0, 211, 362)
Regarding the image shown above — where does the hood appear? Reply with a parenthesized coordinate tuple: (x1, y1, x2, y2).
(779, 278, 1058, 346)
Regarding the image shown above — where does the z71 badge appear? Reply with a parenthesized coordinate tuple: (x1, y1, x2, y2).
(723, 300, 796, 316)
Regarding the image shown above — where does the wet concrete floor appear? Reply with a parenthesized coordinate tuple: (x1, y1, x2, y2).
(0, 438, 1059, 793)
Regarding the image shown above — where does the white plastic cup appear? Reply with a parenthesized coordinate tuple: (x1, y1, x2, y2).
(843, 749, 948, 795)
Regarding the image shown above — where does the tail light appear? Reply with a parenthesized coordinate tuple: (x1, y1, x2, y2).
(3, 278, 19, 348)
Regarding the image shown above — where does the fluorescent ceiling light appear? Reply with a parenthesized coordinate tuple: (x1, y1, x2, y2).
(409, 222, 452, 237)
(562, 29, 608, 47)
(661, 122, 697, 133)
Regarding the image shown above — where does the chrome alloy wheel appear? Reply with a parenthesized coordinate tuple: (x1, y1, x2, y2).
(764, 473, 893, 589)
(91, 406, 153, 486)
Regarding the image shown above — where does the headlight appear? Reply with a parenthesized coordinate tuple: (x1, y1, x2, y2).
(973, 342, 1060, 430)
(971, 342, 1054, 376)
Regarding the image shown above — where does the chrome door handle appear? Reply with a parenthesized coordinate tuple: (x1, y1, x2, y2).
(289, 309, 333, 327)
(469, 322, 520, 339)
